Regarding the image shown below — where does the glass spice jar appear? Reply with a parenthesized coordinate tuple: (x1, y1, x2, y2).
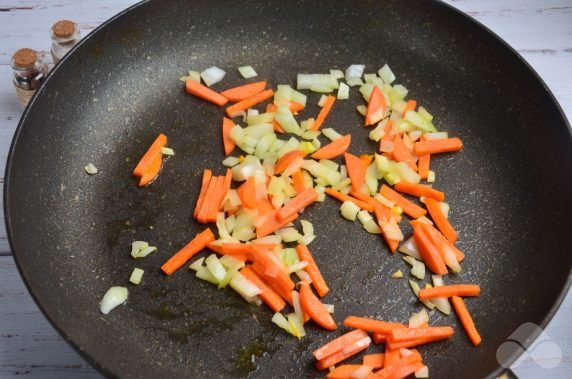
(50, 20, 81, 64)
(11, 48, 48, 107)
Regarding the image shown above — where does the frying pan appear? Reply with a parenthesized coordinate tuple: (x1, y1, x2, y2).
(5, 0, 572, 378)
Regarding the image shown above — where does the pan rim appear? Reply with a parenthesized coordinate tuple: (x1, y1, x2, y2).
(3, 0, 571, 378)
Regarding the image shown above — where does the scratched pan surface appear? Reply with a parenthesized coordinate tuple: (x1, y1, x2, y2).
(5, 0, 572, 378)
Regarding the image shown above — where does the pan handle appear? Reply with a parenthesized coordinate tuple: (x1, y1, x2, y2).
(496, 368, 518, 379)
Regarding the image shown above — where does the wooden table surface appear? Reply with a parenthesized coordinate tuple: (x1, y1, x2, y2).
(0, 0, 570, 378)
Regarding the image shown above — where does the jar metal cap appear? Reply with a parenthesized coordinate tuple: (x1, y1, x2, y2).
(12, 48, 38, 70)
(52, 20, 76, 38)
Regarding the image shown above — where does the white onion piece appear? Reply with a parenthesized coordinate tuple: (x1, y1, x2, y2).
(131, 241, 148, 258)
(232, 159, 263, 181)
(323, 304, 334, 313)
(345, 64, 365, 81)
(276, 227, 302, 243)
(415, 365, 429, 378)
(321, 128, 342, 141)
(219, 255, 244, 270)
(161, 147, 175, 156)
(286, 261, 308, 274)
(288, 312, 306, 338)
(398, 237, 422, 260)
(431, 276, 452, 314)
(254, 235, 282, 245)
(201, 66, 226, 87)
(222, 156, 240, 167)
(424, 132, 448, 140)
(330, 69, 344, 79)
(189, 257, 205, 271)
(337, 82, 350, 100)
(347, 78, 364, 87)
(379, 218, 404, 241)
(238, 65, 257, 78)
(340, 201, 360, 221)
(408, 130, 423, 142)
(129, 268, 144, 285)
(441, 242, 462, 273)
(99, 286, 128, 314)
(84, 163, 98, 175)
(295, 269, 313, 284)
(409, 308, 429, 328)
(230, 272, 262, 299)
(427, 170, 436, 183)
(368, 119, 387, 142)
(196, 265, 219, 284)
(205, 254, 227, 282)
(318, 95, 328, 107)
(133, 245, 157, 259)
(378, 64, 396, 84)
(351, 365, 373, 379)
(292, 291, 305, 326)
(188, 70, 201, 82)
(272, 312, 292, 332)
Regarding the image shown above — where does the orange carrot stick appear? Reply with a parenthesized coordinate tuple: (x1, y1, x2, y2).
(402, 99, 417, 116)
(425, 197, 458, 243)
(380, 184, 426, 219)
(389, 326, 454, 342)
(133, 133, 168, 177)
(418, 284, 481, 300)
(311, 134, 351, 160)
(292, 169, 306, 193)
(207, 243, 248, 261)
(360, 154, 374, 167)
(424, 224, 464, 261)
(345, 152, 366, 192)
(363, 353, 385, 370)
(325, 188, 374, 212)
(414, 137, 463, 156)
(272, 120, 285, 133)
(373, 206, 400, 253)
(368, 351, 423, 379)
(256, 210, 298, 238)
(197, 175, 219, 224)
(373, 332, 387, 344)
(343, 316, 406, 334)
(220, 81, 266, 102)
(220, 169, 233, 208)
(315, 335, 371, 371)
(138, 153, 162, 187)
(249, 245, 295, 293)
(194, 169, 212, 218)
(275, 150, 307, 174)
(392, 135, 417, 171)
(326, 365, 363, 379)
(412, 223, 448, 275)
(276, 188, 318, 221)
(296, 244, 329, 298)
(394, 181, 445, 202)
(384, 348, 401, 368)
(267, 101, 305, 113)
(250, 262, 293, 305)
(313, 329, 369, 361)
(161, 228, 215, 275)
(222, 118, 236, 156)
(387, 361, 424, 379)
(238, 176, 257, 209)
(241, 265, 286, 313)
(418, 154, 430, 180)
(225, 89, 274, 117)
(299, 281, 337, 330)
(365, 85, 386, 126)
(311, 95, 336, 131)
(452, 296, 482, 346)
(185, 79, 228, 106)
(206, 176, 226, 223)
(386, 335, 450, 350)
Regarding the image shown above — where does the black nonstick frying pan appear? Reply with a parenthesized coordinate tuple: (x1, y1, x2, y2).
(5, 0, 572, 378)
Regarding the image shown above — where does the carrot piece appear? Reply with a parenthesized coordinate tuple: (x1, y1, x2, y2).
(414, 137, 463, 156)
(315, 335, 371, 371)
(388, 361, 424, 379)
(380, 185, 426, 219)
(185, 79, 228, 106)
(360, 154, 374, 167)
(417, 154, 430, 180)
(412, 223, 448, 275)
(250, 262, 293, 305)
(425, 197, 458, 243)
(394, 181, 445, 202)
(299, 281, 337, 330)
(197, 175, 219, 224)
(256, 198, 275, 218)
(222, 117, 237, 156)
(296, 244, 329, 298)
(133, 133, 168, 177)
(207, 243, 248, 261)
(276, 188, 318, 221)
(365, 86, 386, 126)
(372, 332, 387, 344)
(250, 245, 295, 293)
(267, 101, 305, 113)
(311, 95, 336, 131)
(418, 284, 481, 300)
(325, 188, 374, 212)
(272, 120, 285, 133)
(220, 243, 253, 255)
(220, 81, 267, 102)
(386, 335, 450, 350)
(349, 190, 378, 207)
(138, 153, 162, 187)
(343, 316, 406, 334)
(402, 99, 417, 116)
(384, 348, 401, 368)
(452, 296, 482, 346)
(373, 206, 400, 253)
(221, 169, 233, 208)
(292, 169, 306, 193)
(326, 365, 363, 379)
(241, 265, 286, 312)
(225, 89, 274, 117)
(194, 169, 213, 218)
(390, 326, 454, 343)
(363, 353, 385, 369)
(206, 176, 226, 223)
(256, 210, 298, 238)
(421, 221, 464, 262)
(275, 150, 307, 174)
(392, 135, 417, 171)
(368, 351, 423, 379)
(344, 152, 366, 192)
(238, 176, 257, 209)
(311, 134, 351, 160)
(313, 329, 369, 361)
(161, 228, 215, 275)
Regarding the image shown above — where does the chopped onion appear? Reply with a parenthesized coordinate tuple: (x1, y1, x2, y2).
(368, 119, 387, 142)
(222, 156, 240, 167)
(409, 308, 429, 328)
(189, 257, 205, 271)
(219, 255, 245, 270)
(254, 235, 282, 245)
(358, 210, 381, 234)
(398, 237, 422, 260)
(438, 202, 450, 218)
(318, 95, 328, 107)
(288, 312, 306, 338)
(232, 158, 263, 181)
(340, 200, 360, 221)
(295, 269, 313, 284)
(277, 137, 300, 158)
(188, 70, 201, 82)
(323, 304, 335, 314)
(275, 85, 308, 106)
(130, 241, 148, 257)
(276, 227, 302, 243)
(427, 170, 436, 183)
(403, 256, 426, 280)
(347, 77, 364, 87)
(272, 312, 292, 333)
(218, 262, 242, 289)
(201, 66, 226, 87)
(404, 110, 436, 133)
(345, 64, 365, 81)
(297, 74, 338, 91)
(441, 240, 462, 273)
(391, 270, 403, 279)
(84, 163, 98, 175)
(378, 64, 396, 84)
(322, 128, 342, 141)
(356, 104, 367, 116)
(132, 245, 157, 259)
(205, 254, 227, 282)
(230, 272, 262, 299)
(351, 365, 373, 379)
(300, 118, 315, 131)
(337, 82, 350, 100)
(424, 131, 448, 140)
(379, 218, 404, 241)
(301, 220, 314, 236)
(195, 265, 219, 284)
(129, 268, 144, 285)
(363, 73, 378, 83)
(286, 261, 308, 274)
(238, 65, 257, 78)
(99, 286, 128, 314)
(431, 275, 452, 314)
(415, 365, 429, 378)
(161, 147, 175, 156)
(330, 69, 344, 79)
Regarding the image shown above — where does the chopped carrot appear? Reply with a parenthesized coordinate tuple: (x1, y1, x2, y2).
(325, 188, 374, 212)
(133, 133, 168, 177)
(241, 265, 286, 313)
(194, 169, 213, 218)
(359, 154, 374, 167)
(414, 137, 463, 156)
(197, 175, 219, 224)
(368, 350, 423, 379)
(138, 153, 162, 187)
(315, 335, 371, 371)
(311, 134, 351, 160)
(185, 79, 228, 106)
(326, 365, 363, 379)
(384, 348, 400, 368)
(206, 176, 226, 223)
(207, 243, 248, 261)
(270, 100, 305, 113)
(276, 188, 318, 221)
(418, 284, 481, 300)
(349, 190, 377, 207)
(272, 120, 285, 133)
(256, 210, 298, 238)
(274, 150, 307, 174)
(313, 329, 369, 361)
(365, 85, 386, 126)
(418, 154, 430, 180)
(311, 95, 336, 131)
(392, 135, 417, 171)
(238, 176, 257, 209)
(451, 296, 482, 346)
(299, 281, 337, 330)
(386, 335, 450, 350)
(425, 197, 458, 243)
(363, 353, 385, 369)
(344, 152, 366, 192)
(389, 326, 454, 343)
(225, 89, 274, 117)
(161, 228, 215, 275)
(388, 361, 424, 379)
(394, 181, 445, 202)
(373, 206, 400, 253)
(256, 198, 275, 218)
(251, 262, 293, 305)
(249, 245, 295, 295)
(220, 81, 267, 102)
(425, 224, 465, 261)
(222, 118, 236, 156)
(296, 244, 329, 298)
(380, 185, 426, 219)
(343, 316, 406, 334)
(221, 169, 233, 208)
(402, 99, 417, 116)
(412, 222, 448, 275)
(292, 169, 306, 193)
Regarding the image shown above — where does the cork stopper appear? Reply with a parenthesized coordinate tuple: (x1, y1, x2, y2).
(12, 48, 38, 70)
(52, 20, 76, 38)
